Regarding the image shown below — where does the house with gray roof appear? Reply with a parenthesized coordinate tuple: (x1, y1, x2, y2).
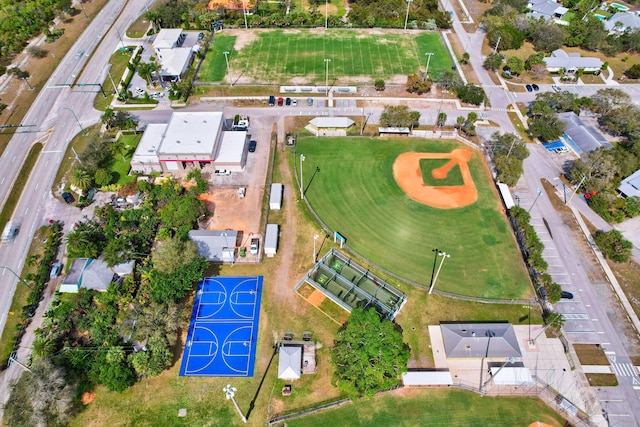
(440, 322, 522, 359)
(543, 49, 602, 73)
(558, 112, 612, 154)
(278, 345, 302, 380)
(604, 12, 640, 33)
(527, 0, 568, 20)
(188, 230, 238, 263)
(60, 258, 135, 293)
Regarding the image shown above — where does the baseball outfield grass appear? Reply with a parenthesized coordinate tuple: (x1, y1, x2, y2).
(299, 137, 531, 299)
(201, 30, 452, 84)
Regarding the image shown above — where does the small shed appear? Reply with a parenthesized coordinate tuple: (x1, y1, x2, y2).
(270, 183, 283, 210)
(278, 345, 302, 380)
(402, 370, 453, 386)
(264, 224, 279, 257)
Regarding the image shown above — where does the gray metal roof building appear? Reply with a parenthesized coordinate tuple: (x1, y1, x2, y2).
(188, 230, 238, 263)
(440, 322, 522, 359)
(558, 112, 612, 154)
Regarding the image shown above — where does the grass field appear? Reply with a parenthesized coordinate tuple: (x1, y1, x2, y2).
(201, 30, 452, 84)
(299, 137, 531, 299)
(286, 388, 565, 427)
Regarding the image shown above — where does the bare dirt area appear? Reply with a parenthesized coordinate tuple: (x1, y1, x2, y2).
(393, 149, 478, 209)
(200, 187, 262, 238)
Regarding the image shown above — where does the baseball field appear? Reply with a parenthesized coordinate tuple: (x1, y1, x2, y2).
(200, 29, 453, 84)
(298, 137, 532, 300)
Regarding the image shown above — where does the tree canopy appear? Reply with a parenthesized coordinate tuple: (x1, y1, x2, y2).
(380, 105, 421, 128)
(331, 307, 410, 397)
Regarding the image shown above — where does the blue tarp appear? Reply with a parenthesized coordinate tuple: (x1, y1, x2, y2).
(543, 141, 565, 151)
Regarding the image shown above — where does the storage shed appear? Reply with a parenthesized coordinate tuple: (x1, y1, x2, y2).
(270, 183, 283, 210)
(264, 224, 279, 257)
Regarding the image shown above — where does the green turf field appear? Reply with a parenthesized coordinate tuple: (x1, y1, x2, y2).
(286, 389, 565, 427)
(299, 137, 531, 300)
(201, 30, 452, 84)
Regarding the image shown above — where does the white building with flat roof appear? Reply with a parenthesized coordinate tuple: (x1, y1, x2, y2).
(214, 131, 248, 172)
(152, 29, 193, 81)
(131, 124, 166, 174)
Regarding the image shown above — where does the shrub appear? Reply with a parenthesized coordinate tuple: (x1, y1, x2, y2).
(594, 230, 632, 263)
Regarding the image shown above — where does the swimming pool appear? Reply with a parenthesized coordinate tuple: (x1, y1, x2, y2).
(594, 14, 606, 20)
(610, 2, 629, 11)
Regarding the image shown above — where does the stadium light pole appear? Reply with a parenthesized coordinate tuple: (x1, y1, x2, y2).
(325, 0, 328, 29)
(527, 188, 542, 213)
(324, 58, 331, 96)
(242, 0, 248, 30)
(0, 266, 31, 289)
(425, 52, 434, 77)
(404, 0, 413, 31)
(223, 51, 232, 87)
(429, 248, 439, 292)
(223, 384, 247, 423)
(429, 251, 450, 294)
(62, 107, 86, 136)
(299, 154, 306, 200)
(313, 234, 319, 263)
(360, 93, 368, 135)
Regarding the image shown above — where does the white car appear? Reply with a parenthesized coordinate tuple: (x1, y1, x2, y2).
(292, 99, 298, 107)
(135, 87, 144, 95)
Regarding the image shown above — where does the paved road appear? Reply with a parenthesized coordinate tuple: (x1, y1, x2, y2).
(0, 0, 153, 414)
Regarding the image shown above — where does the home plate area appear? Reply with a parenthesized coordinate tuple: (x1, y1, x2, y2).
(179, 276, 263, 377)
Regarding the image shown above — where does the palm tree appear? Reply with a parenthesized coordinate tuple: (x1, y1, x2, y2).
(137, 62, 152, 87)
(145, 11, 161, 32)
(70, 169, 92, 191)
(32, 337, 56, 359)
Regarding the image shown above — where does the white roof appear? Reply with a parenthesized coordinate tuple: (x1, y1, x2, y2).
(270, 183, 283, 207)
(309, 117, 355, 128)
(215, 131, 246, 164)
(158, 112, 223, 156)
(278, 346, 302, 380)
(618, 169, 640, 198)
(402, 370, 453, 386)
(497, 183, 515, 209)
(153, 29, 182, 49)
(159, 47, 193, 77)
(131, 123, 165, 165)
(544, 49, 602, 70)
(265, 224, 279, 250)
(490, 367, 534, 385)
(188, 230, 238, 262)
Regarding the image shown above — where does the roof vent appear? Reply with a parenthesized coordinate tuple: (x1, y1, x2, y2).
(176, 140, 181, 144)
(184, 120, 188, 123)
(471, 331, 476, 337)
(197, 140, 201, 144)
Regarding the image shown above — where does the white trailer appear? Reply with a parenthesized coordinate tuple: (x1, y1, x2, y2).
(270, 183, 283, 210)
(264, 224, 279, 257)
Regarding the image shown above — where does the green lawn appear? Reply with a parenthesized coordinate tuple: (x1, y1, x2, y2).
(111, 133, 141, 184)
(201, 30, 452, 84)
(286, 389, 565, 427)
(93, 48, 137, 111)
(299, 137, 531, 299)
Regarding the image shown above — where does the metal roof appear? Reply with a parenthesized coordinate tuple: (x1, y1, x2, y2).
(188, 230, 238, 262)
(618, 169, 640, 198)
(558, 112, 612, 153)
(278, 345, 302, 380)
(440, 322, 522, 359)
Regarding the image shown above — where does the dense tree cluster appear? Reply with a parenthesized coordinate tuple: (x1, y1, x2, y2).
(380, 105, 421, 128)
(487, 132, 529, 186)
(331, 308, 410, 397)
(594, 230, 633, 262)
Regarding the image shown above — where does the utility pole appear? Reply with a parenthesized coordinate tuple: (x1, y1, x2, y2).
(242, 0, 249, 30)
(493, 35, 501, 54)
(324, 59, 331, 96)
(566, 175, 586, 205)
(299, 154, 305, 199)
(425, 52, 434, 77)
(223, 51, 232, 87)
(404, 0, 413, 31)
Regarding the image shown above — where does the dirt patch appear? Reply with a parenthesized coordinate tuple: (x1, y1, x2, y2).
(228, 28, 259, 51)
(307, 290, 327, 307)
(202, 187, 262, 237)
(574, 343, 610, 365)
(81, 391, 96, 405)
(392, 149, 478, 209)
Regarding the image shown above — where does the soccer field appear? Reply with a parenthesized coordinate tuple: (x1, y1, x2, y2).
(200, 29, 453, 84)
(299, 137, 532, 300)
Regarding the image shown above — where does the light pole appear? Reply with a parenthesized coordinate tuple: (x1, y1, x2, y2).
(404, 0, 413, 30)
(223, 51, 232, 87)
(63, 107, 86, 136)
(527, 188, 542, 213)
(0, 266, 31, 289)
(360, 93, 368, 135)
(242, 0, 248, 30)
(299, 154, 305, 200)
(325, 0, 329, 29)
(324, 59, 331, 96)
(114, 26, 126, 49)
(313, 234, 319, 262)
(429, 251, 450, 294)
(223, 384, 247, 423)
(429, 248, 439, 291)
(425, 52, 434, 77)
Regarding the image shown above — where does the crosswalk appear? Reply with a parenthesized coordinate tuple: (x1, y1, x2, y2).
(611, 363, 638, 377)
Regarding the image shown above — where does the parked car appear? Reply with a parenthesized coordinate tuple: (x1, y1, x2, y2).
(307, 97, 314, 106)
(285, 97, 291, 106)
(277, 97, 284, 106)
(250, 238, 259, 255)
(269, 95, 276, 106)
(538, 285, 547, 300)
(248, 140, 257, 152)
(61, 192, 75, 204)
(525, 84, 533, 92)
(215, 169, 231, 176)
(552, 85, 562, 92)
(532, 84, 539, 91)
(292, 98, 298, 107)
(197, 32, 204, 40)
(561, 291, 574, 299)
(50, 262, 63, 278)
(135, 87, 144, 95)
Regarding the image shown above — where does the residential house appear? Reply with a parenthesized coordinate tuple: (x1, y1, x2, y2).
(152, 29, 197, 82)
(604, 12, 640, 33)
(618, 169, 640, 198)
(60, 258, 135, 293)
(543, 49, 603, 73)
(527, 0, 569, 21)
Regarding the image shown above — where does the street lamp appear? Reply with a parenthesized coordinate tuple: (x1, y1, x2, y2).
(242, 0, 248, 30)
(223, 384, 247, 423)
(429, 251, 450, 294)
(223, 51, 232, 87)
(324, 59, 331, 96)
(62, 107, 86, 136)
(299, 154, 305, 200)
(425, 52, 434, 77)
(0, 266, 31, 289)
(325, 0, 329, 29)
(404, 0, 413, 31)
(360, 93, 368, 136)
(313, 234, 319, 263)
(527, 188, 542, 213)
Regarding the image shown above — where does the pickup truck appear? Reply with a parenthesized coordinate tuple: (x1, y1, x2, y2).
(250, 238, 259, 255)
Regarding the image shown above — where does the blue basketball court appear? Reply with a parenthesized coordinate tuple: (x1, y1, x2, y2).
(179, 276, 263, 377)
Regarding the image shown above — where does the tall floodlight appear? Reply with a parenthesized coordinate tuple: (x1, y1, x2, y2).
(404, 0, 413, 30)
(429, 251, 450, 294)
(425, 52, 434, 77)
(223, 51, 232, 87)
(223, 384, 247, 423)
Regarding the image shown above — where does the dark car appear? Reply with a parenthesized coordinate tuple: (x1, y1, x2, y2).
(197, 32, 204, 40)
(248, 140, 257, 153)
(561, 291, 574, 299)
(61, 192, 75, 204)
(277, 97, 284, 106)
(268, 95, 276, 106)
(538, 285, 547, 300)
(285, 97, 291, 106)
(525, 84, 533, 92)
(532, 84, 539, 91)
